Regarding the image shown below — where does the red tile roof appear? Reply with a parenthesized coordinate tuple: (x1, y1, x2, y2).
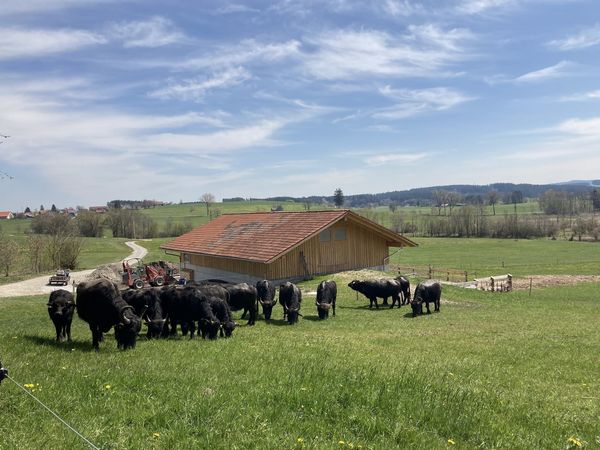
(161, 210, 416, 263)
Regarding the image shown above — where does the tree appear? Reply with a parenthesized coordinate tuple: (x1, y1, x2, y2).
(592, 189, 600, 211)
(27, 235, 48, 274)
(40, 204, 45, 211)
(0, 232, 20, 276)
(200, 193, 216, 216)
(486, 190, 499, 215)
(76, 210, 104, 237)
(333, 188, 344, 208)
(24, 206, 31, 213)
(51, 204, 57, 212)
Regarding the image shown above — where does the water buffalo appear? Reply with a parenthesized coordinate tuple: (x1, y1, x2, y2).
(195, 280, 257, 326)
(411, 280, 442, 317)
(316, 280, 336, 320)
(395, 276, 411, 305)
(208, 297, 236, 337)
(280, 281, 302, 324)
(348, 279, 402, 309)
(160, 285, 221, 339)
(122, 288, 167, 339)
(47, 289, 75, 342)
(76, 279, 142, 350)
(256, 280, 277, 320)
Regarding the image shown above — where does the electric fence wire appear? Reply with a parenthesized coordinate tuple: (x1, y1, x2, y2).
(0, 357, 100, 450)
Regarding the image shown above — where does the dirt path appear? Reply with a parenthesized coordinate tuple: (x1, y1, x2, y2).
(0, 241, 148, 298)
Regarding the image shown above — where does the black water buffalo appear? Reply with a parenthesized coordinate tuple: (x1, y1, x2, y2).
(316, 280, 337, 320)
(395, 276, 411, 305)
(279, 281, 302, 324)
(411, 280, 442, 317)
(160, 285, 221, 339)
(208, 297, 236, 337)
(122, 288, 166, 339)
(76, 279, 142, 350)
(348, 279, 402, 309)
(256, 280, 277, 320)
(47, 289, 75, 342)
(223, 283, 257, 326)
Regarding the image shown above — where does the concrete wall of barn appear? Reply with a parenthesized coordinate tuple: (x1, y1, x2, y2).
(182, 218, 390, 283)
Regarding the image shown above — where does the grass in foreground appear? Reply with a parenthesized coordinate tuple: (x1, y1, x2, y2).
(0, 280, 598, 449)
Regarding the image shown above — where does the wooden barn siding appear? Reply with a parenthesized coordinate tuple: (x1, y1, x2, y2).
(186, 220, 389, 280)
(188, 254, 268, 278)
(266, 221, 389, 279)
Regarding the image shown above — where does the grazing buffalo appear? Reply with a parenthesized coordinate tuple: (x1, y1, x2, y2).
(316, 280, 337, 320)
(122, 288, 167, 339)
(47, 289, 75, 342)
(224, 283, 258, 326)
(256, 280, 277, 320)
(395, 276, 411, 305)
(348, 279, 402, 309)
(411, 280, 442, 317)
(76, 279, 142, 350)
(208, 297, 236, 337)
(160, 286, 221, 339)
(195, 280, 257, 326)
(279, 281, 302, 324)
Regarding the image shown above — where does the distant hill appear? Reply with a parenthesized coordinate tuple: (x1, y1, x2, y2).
(228, 181, 599, 208)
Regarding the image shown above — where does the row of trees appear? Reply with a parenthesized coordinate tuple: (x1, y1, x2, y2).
(359, 205, 600, 240)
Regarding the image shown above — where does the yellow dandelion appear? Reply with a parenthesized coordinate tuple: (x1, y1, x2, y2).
(153, 432, 161, 439)
(338, 441, 345, 446)
(348, 443, 354, 448)
(104, 384, 111, 390)
(568, 436, 583, 448)
(297, 438, 304, 443)
(448, 438, 456, 445)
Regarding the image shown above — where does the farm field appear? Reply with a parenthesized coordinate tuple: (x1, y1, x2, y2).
(392, 238, 600, 279)
(0, 279, 598, 449)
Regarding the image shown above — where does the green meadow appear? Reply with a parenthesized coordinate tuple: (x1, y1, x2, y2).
(1, 278, 598, 449)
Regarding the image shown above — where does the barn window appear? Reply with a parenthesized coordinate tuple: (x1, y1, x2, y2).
(319, 230, 331, 242)
(334, 228, 346, 241)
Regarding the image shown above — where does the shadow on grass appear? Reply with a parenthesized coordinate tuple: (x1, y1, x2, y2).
(339, 304, 405, 311)
(23, 334, 95, 352)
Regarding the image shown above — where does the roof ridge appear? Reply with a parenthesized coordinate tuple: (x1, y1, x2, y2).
(220, 209, 348, 216)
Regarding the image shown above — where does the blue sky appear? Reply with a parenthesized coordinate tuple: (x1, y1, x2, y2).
(1, 0, 599, 211)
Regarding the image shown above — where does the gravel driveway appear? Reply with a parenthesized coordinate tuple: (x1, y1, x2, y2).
(0, 241, 148, 298)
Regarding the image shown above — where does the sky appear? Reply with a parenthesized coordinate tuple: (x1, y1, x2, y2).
(1, 0, 600, 211)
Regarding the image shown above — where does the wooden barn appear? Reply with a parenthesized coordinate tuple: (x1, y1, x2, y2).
(160, 210, 417, 284)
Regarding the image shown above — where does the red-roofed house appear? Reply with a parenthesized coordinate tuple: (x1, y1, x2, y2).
(0, 211, 14, 220)
(161, 210, 417, 283)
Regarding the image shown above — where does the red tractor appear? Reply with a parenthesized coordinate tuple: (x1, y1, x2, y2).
(122, 258, 180, 289)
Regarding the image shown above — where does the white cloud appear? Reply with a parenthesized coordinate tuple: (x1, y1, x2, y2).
(369, 86, 473, 120)
(150, 67, 251, 102)
(456, 0, 517, 14)
(0, 27, 106, 60)
(178, 39, 301, 70)
(548, 24, 600, 51)
(365, 152, 427, 166)
(556, 117, 600, 136)
(560, 90, 600, 102)
(109, 16, 185, 48)
(301, 25, 473, 80)
(514, 60, 572, 83)
(0, 0, 118, 15)
(381, 0, 424, 16)
(215, 3, 260, 14)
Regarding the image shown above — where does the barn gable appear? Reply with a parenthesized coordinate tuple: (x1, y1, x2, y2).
(161, 210, 416, 283)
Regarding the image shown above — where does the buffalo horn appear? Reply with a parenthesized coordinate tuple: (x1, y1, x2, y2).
(120, 305, 135, 325)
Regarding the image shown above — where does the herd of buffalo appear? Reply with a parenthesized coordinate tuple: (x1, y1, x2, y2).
(46, 276, 442, 351)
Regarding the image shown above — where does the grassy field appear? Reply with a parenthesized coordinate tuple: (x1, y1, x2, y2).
(393, 238, 600, 278)
(0, 278, 598, 449)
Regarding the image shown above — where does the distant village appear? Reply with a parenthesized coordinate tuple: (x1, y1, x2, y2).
(0, 200, 170, 221)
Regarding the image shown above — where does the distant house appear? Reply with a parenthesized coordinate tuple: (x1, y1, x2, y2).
(0, 211, 14, 220)
(89, 206, 109, 213)
(161, 210, 417, 284)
